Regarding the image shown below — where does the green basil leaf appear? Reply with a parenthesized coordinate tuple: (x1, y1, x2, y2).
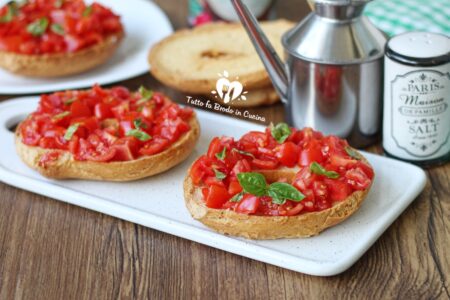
(229, 191, 244, 202)
(345, 146, 362, 160)
(237, 172, 267, 197)
(232, 148, 254, 158)
(133, 118, 147, 129)
(82, 5, 92, 17)
(271, 197, 286, 205)
(136, 86, 153, 105)
(27, 17, 49, 36)
(64, 123, 80, 140)
(267, 182, 305, 204)
(310, 162, 340, 179)
(64, 98, 76, 105)
(17, 1, 28, 7)
(213, 168, 226, 180)
(271, 122, 291, 144)
(215, 147, 226, 161)
(54, 0, 64, 8)
(50, 23, 64, 35)
(52, 111, 70, 120)
(0, 3, 18, 23)
(126, 129, 151, 141)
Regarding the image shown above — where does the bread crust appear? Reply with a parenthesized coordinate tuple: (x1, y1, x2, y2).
(15, 115, 200, 181)
(184, 154, 373, 240)
(0, 32, 124, 77)
(148, 20, 294, 94)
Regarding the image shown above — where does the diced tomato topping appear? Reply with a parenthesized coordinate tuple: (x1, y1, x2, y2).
(205, 185, 230, 209)
(0, 0, 123, 55)
(190, 123, 373, 217)
(139, 137, 170, 156)
(345, 167, 372, 190)
(94, 103, 113, 120)
(293, 167, 317, 191)
(235, 194, 260, 214)
(330, 155, 357, 168)
(20, 85, 194, 163)
(275, 142, 300, 167)
(231, 159, 251, 177)
(299, 139, 324, 166)
(228, 180, 242, 196)
(325, 178, 352, 201)
(251, 158, 278, 170)
(38, 151, 60, 168)
(285, 203, 304, 216)
(355, 161, 375, 179)
(207, 137, 222, 159)
(84, 147, 116, 162)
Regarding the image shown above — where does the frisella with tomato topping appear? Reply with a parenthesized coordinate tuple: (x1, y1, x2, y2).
(0, 0, 122, 54)
(184, 123, 374, 239)
(0, 0, 124, 77)
(15, 85, 200, 181)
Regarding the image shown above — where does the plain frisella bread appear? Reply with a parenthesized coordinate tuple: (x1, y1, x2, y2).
(149, 20, 294, 96)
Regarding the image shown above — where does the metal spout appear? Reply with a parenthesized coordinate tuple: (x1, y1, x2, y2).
(231, 0, 289, 101)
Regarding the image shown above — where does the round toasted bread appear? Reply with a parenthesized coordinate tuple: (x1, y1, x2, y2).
(148, 20, 294, 94)
(0, 32, 124, 77)
(210, 85, 280, 108)
(15, 115, 200, 181)
(184, 153, 373, 240)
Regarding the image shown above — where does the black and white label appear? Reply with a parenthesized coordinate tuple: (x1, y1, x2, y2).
(387, 69, 450, 159)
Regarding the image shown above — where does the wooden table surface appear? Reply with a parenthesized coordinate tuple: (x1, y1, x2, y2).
(0, 1, 449, 299)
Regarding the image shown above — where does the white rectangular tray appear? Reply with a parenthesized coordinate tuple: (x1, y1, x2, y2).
(0, 98, 427, 276)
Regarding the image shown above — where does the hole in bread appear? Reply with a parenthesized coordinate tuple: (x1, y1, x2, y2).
(6, 114, 26, 133)
(201, 50, 230, 59)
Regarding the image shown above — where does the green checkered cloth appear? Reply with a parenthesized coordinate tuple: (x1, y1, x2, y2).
(364, 0, 450, 37)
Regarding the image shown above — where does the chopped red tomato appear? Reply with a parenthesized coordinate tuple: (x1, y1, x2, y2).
(94, 103, 113, 120)
(84, 147, 116, 162)
(356, 161, 375, 179)
(235, 194, 260, 214)
(190, 156, 208, 185)
(325, 178, 352, 201)
(251, 158, 278, 170)
(70, 101, 91, 118)
(228, 180, 242, 196)
(346, 167, 372, 190)
(330, 155, 357, 168)
(231, 159, 251, 177)
(205, 185, 230, 209)
(285, 203, 304, 216)
(275, 141, 300, 167)
(139, 138, 169, 156)
(207, 137, 222, 159)
(111, 137, 139, 161)
(293, 167, 318, 191)
(299, 139, 324, 166)
(38, 151, 60, 168)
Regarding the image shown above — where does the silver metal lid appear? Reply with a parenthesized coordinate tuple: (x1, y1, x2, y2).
(284, 0, 386, 64)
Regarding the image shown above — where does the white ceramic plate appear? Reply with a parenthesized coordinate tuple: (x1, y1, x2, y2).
(0, 98, 427, 276)
(0, 0, 173, 95)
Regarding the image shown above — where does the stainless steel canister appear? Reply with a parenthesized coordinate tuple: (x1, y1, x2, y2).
(233, 0, 387, 147)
